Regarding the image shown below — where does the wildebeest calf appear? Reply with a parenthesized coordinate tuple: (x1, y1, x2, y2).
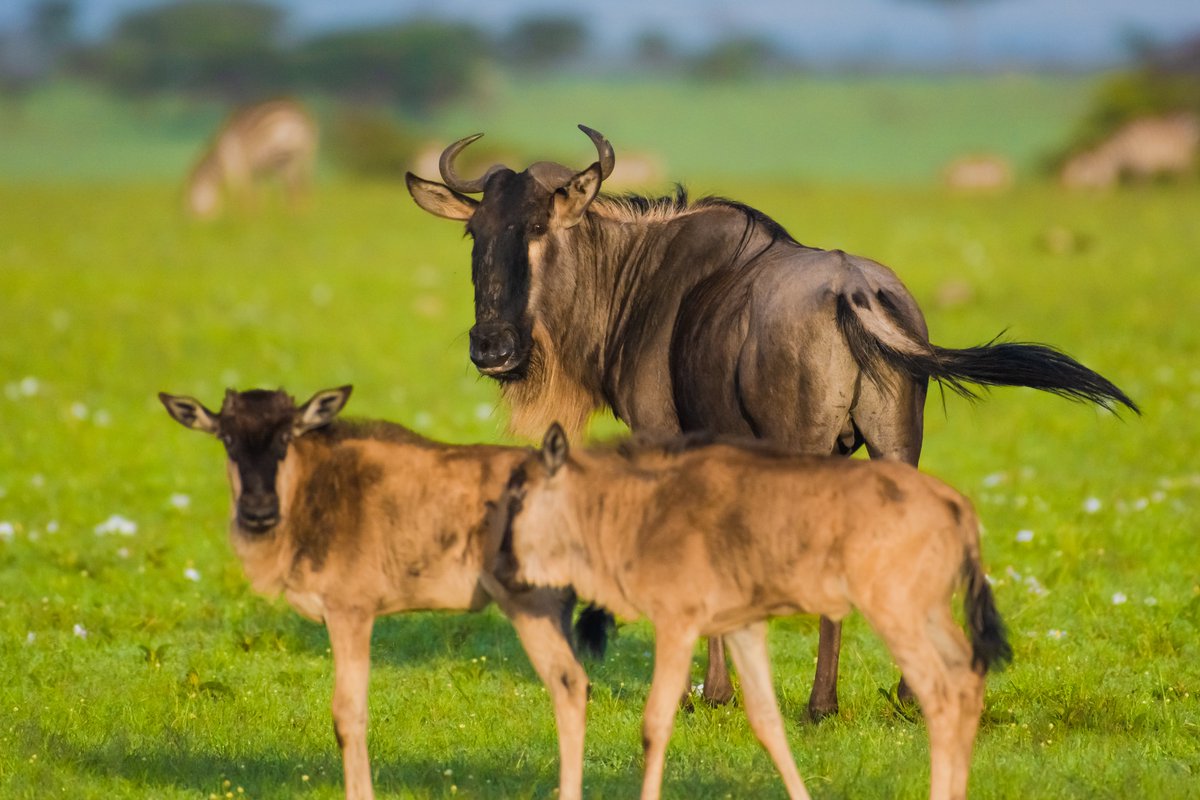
(490, 424, 1012, 800)
(159, 386, 589, 800)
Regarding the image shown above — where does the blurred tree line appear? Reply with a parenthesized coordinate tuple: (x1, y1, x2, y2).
(1, 0, 799, 111)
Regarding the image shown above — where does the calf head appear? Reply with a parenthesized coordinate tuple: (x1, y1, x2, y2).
(490, 422, 575, 589)
(405, 125, 614, 379)
(159, 386, 352, 532)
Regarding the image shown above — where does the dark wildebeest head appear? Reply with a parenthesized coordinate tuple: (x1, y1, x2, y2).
(406, 125, 614, 378)
(159, 386, 351, 532)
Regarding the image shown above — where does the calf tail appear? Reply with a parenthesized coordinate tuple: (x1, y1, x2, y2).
(962, 555, 1013, 675)
(574, 604, 614, 659)
(835, 289, 1139, 414)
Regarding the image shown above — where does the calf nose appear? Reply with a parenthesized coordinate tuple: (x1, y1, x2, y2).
(469, 324, 519, 373)
(238, 495, 280, 531)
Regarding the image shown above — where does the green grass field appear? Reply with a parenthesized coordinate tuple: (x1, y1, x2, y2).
(2, 77, 1199, 798)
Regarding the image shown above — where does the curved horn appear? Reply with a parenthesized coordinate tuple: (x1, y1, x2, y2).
(439, 133, 505, 194)
(578, 124, 615, 181)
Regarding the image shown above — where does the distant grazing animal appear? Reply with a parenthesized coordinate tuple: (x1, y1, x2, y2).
(185, 99, 318, 219)
(1060, 113, 1200, 189)
(406, 125, 1135, 718)
(159, 386, 588, 800)
(490, 424, 1012, 800)
(942, 153, 1013, 192)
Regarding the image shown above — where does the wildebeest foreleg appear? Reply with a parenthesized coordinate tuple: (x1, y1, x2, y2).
(702, 636, 734, 705)
(725, 623, 812, 800)
(641, 626, 699, 800)
(326, 608, 376, 800)
(501, 594, 589, 800)
(809, 616, 842, 720)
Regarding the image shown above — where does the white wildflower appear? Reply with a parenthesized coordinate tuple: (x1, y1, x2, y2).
(73, 624, 88, 639)
(1083, 497, 1102, 513)
(0, 521, 13, 541)
(1132, 498, 1149, 511)
(46, 520, 58, 534)
(169, 493, 191, 510)
(183, 567, 201, 582)
(19, 377, 40, 396)
(413, 411, 434, 429)
(1046, 629, 1066, 640)
(117, 547, 130, 559)
(1111, 592, 1128, 605)
(1015, 529, 1034, 543)
(94, 514, 137, 536)
(982, 472, 1006, 488)
(92, 410, 111, 427)
(473, 402, 493, 421)
(1143, 596, 1158, 607)
(70, 402, 89, 420)
(25, 632, 35, 644)
(30, 474, 44, 489)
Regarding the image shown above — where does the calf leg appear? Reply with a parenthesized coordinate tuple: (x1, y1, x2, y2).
(325, 609, 376, 800)
(500, 590, 589, 800)
(871, 609, 977, 800)
(725, 623, 812, 800)
(642, 626, 699, 800)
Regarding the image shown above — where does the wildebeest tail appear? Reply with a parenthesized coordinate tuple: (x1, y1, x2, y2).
(962, 555, 1013, 675)
(574, 603, 614, 659)
(834, 289, 1139, 414)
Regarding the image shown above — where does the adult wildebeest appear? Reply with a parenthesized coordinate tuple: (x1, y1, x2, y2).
(489, 424, 1012, 800)
(185, 99, 318, 219)
(405, 125, 1135, 717)
(159, 386, 589, 800)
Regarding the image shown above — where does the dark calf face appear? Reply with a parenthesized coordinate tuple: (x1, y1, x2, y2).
(160, 386, 352, 533)
(406, 126, 610, 382)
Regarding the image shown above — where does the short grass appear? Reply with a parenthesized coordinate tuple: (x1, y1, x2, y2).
(1, 173, 1197, 799)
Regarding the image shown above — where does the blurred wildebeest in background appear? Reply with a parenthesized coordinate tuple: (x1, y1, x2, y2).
(942, 153, 1013, 192)
(1060, 112, 1200, 188)
(406, 125, 1136, 718)
(185, 98, 318, 219)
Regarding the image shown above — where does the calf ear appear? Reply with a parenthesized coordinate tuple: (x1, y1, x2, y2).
(295, 385, 352, 435)
(406, 173, 478, 221)
(159, 393, 219, 435)
(541, 421, 570, 475)
(552, 163, 602, 229)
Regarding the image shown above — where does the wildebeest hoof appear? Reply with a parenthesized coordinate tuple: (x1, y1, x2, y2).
(702, 682, 735, 707)
(808, 698, 839, 722)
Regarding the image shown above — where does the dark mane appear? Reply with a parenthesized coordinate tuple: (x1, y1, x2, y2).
(598, 184, 803, 248)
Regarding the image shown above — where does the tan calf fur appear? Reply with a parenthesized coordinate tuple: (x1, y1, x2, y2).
(160, 387, 588, 800)
(492, 425, 1011, 800)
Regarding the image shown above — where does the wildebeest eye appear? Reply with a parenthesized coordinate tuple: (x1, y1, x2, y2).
(528, 222, 547, 236)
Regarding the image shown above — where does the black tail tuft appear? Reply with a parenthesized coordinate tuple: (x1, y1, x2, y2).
(835, 291, 1139, 415)
(574, 604, 615, 660)
(963, 559, 1013, 675)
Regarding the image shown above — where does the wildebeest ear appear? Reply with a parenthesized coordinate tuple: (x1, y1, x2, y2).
(552, 163, 602, 229)
(405, 173, 478, 221)
(541, 421, 570, 474)
(159, 392, 219, 435)
(294, 385, 352, 435)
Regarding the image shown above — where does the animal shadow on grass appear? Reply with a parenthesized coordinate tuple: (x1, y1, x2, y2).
(239, 603, 566, 679)
(51, 725, 777, 799)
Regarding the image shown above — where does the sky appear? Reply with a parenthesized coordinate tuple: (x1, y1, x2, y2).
(3, 0, 1200, 69)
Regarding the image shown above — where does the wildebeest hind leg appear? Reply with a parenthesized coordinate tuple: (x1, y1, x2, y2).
(857, 375, 926, 706)
(700, 636, 735, 705)
(808, 616, 842, 720)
